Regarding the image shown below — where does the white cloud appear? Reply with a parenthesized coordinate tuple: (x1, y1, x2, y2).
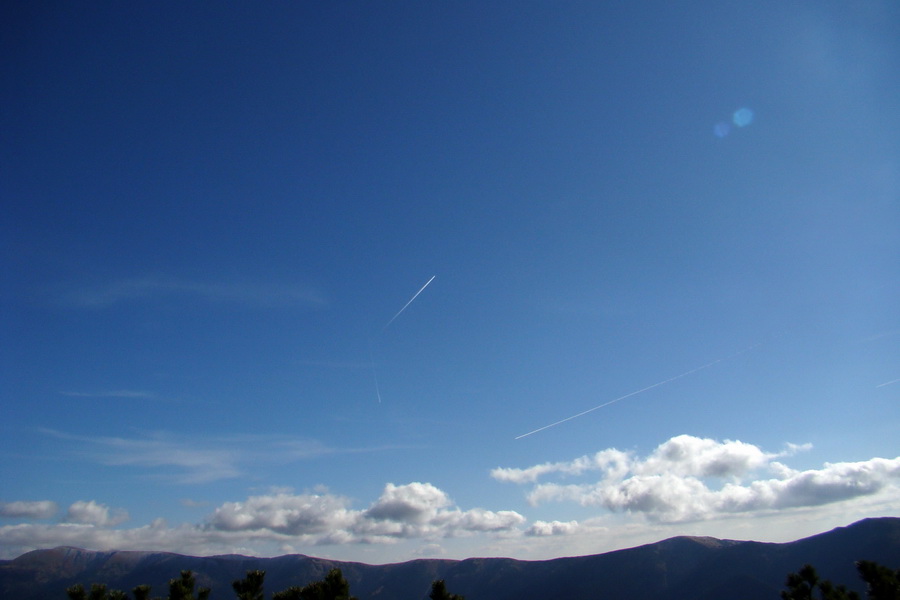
(208, 493, 357, 535)
(1, 437, 897, 562)
(356, 483, 525, 541)
(636, 435, 777, 478)
(364, 483, 451, 524)
(525, 520, 579, 537)
(205, 483, 525, 545)
(445, 508, 526, 533)
(490, 449, 631, 484)
(0, 483, 525, 559)
(497, 435, 900, 523)
(0, 501, 58, 520)
(65, 501, 129, 527)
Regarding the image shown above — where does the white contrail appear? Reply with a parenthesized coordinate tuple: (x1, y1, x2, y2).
(372, 365, 383, 403)
(876, 378, 900, 389)
(515, 343, 762, 440)
(368, 338, 382, 403)
(383, 276, 435, 331)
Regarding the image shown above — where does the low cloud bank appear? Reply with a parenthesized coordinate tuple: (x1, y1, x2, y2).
(0, 483, 524, 559)
(2, 435, 898, 559)
(208, 482, 525, 544)
(493, 435, 900, 522)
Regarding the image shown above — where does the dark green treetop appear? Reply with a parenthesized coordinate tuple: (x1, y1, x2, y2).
(232, 570, 266, 600)
(429, 579, 465, 600)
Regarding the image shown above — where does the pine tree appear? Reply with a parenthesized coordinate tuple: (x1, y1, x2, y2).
(430, 579, 465, 600)
(272, 567, 357, 600)
(233, 570, 266, 600)
(168, 570, 211, 600)
(856, 561, 900, 600)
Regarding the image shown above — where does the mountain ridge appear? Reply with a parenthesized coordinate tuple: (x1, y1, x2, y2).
(2, 517, 898, 599)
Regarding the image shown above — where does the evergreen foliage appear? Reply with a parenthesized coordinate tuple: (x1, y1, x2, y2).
(132, 584, 153, 600)
(67, 582, 133, 600)
(168, 570, 211, 600)
(429, 579, 464, 600)
(783, 562, 900, 600)
(856, 561, 900, 600)
(272, 567, 357, 600)
(232, 570, 266, 600)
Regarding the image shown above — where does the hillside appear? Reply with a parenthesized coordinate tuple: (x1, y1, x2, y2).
(1, 517, 898, 600)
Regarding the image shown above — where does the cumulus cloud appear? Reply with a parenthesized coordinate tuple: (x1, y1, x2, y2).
(491, 449, 631, 484)
(636, 435, 777, 478)
(2, 437, 897, 561)
(525, 520, 579, 537)
(65, 501, 129, 527)
(357, 483, 524, 540)
(207, 483, 525, 545)
(209, 493, 356, 535)
(497, 435, 900, 523)
(0, 483, 526, 559)
(0, 501, 58, 519)
(365, 483, 451, 523)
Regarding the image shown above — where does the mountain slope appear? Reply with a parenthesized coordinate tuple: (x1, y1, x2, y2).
(1, 517, 897, 600)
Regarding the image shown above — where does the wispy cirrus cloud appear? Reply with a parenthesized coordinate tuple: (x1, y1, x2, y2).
(39, 429, 403, 484)
(0, 501, 58, 520)
(53, 276, 327, 309)
(494, 435, 900, 523)
(59, 390, 157, 400)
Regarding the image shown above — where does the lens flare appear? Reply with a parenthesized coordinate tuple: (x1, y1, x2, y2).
(733, 108, 754, 127)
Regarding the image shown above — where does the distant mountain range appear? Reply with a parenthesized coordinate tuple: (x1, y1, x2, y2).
(2, 517, 898, 600)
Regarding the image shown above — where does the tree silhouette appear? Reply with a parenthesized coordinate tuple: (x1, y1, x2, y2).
(272, 567, 357, 600)
(856, 561, 900, 600)
(66, 583, 87, 600)
(783, 562, 900, 600)
(168, 570, 210, 600)
(132, 584, 152, 600)
(429, 579, 465, 600)
(233, 570, 266, 600)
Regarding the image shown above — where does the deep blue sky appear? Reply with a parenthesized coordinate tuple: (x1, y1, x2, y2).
(2, 1, 898, 563)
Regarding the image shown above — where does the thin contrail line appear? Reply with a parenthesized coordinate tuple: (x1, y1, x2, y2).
(515, 343, 762, 440)
(876, 378, 900, 389)
(383, 275, 435, 331)
(368, 338, 382, 403)
(373, 366, 382, 403)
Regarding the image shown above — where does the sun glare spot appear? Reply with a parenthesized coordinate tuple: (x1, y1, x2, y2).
(732, 107, 754, 127)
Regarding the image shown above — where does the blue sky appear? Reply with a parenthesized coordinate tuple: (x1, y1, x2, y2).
(2, 1, 898, 563)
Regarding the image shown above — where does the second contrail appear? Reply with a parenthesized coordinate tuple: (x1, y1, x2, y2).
(515, 342, 762, 440)
(383, 275, 435, 331)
